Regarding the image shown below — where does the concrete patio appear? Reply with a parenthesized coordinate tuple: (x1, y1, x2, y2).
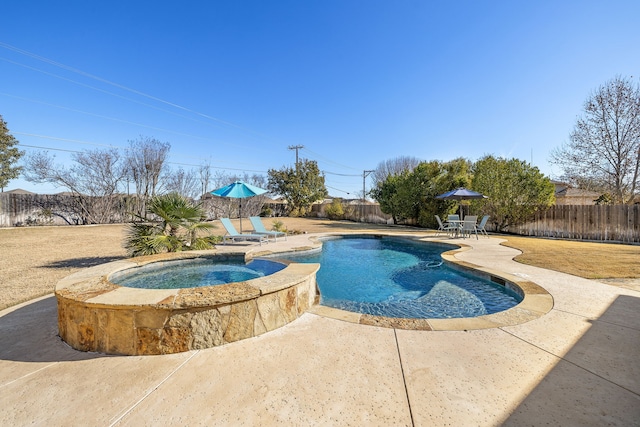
(1, 233, 639, 426)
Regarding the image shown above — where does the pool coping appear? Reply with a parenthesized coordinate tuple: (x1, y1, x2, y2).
(250, 233, 553, 331)
(54, 231, 555, 356)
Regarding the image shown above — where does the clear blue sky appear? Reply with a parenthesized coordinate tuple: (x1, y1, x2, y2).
(2, 0, 639, 197)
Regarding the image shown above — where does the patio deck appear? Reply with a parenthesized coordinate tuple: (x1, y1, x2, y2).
(1, 233, 638, 426)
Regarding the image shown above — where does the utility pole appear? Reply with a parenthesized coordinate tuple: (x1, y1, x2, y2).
(362, 170, 374, 221)
(288, 145, 304, 168)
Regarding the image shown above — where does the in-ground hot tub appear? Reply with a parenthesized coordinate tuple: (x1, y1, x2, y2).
(55, 251, 319, 356)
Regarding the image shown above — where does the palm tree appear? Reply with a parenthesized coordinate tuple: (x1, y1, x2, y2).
(125, 192, 217, 256)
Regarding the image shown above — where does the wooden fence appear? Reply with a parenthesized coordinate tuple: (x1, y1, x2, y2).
(312, 202, 639, 243)
(510, 204, 640, 243)
(311, 202, 393, 224)
(0, 193, 75, 227)
(2, 193, 638, 243)
(0, 192, 280, 227)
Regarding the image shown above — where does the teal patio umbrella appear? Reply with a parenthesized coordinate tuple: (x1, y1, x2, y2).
(211, 181, 268, 232)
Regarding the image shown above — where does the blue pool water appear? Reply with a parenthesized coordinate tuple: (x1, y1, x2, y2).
(282, 236, 522, 319)
(110, 258, 286, 289)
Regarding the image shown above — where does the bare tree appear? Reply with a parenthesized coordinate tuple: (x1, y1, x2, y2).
(125, 136, 170, 216)
(23, 148, 126, 223)
(198, 160, 212, 197)
(211, 170, 232, 190)
(231, 172, 268, 190)
(551, 76, 640, 204)
(372, 156, 421, 187)
(165, 167, 200, 199)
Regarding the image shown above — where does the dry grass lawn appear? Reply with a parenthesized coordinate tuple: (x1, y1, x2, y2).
(1, 224, 128, 311)
(499, 236, 640, 279)
(1, 218, 638, 311)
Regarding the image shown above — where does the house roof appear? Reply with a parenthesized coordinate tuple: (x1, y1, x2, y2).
(555, 187, 600, 198)
(4, 188, 35, 194)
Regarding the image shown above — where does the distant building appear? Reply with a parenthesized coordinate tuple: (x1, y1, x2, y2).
(551, 181, 601, 205)
(4, 188, 35, 195)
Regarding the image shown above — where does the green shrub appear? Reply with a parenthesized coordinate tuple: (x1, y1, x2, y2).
(272, 220, 287, 232)
(124, 193, 216, 257)
(325, 199, 345, 220)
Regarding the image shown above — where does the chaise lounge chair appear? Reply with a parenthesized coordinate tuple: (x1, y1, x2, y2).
(249, 216, 287, 242)
(219, 218, 268, 246)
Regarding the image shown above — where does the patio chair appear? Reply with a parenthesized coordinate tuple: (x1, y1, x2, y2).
(460, 215, 478, 239)
(219, 218, 268, 246)
(477, 215, 490, 237)
(445, 214, 463, 237)
(249, 216, 287, 242)
(435, 215, 446, 235)
(447, 214, 460, 222)
(435, 215, 457, 237)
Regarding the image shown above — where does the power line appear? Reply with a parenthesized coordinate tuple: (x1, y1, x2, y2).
(3, 46, 368, 181)
(0, 44, 284, 146)
(15, 132, 123, 149)
(325, 185, 351, 195)
(20, 144, 82, 154)
(20, 143, 363, 195)
(19, 143, 268, 173)
(302, 147, 360, 171)
(18, 135, 362, 180)
(3, 93, 263, 152)
(0, 61, 214, 128)
(2, 43, 371, 195)
(167, 161, 266, 173)
(16, 132, 261, 166)
(363, 168, 375, 196)
(0, 42, 241, 129)
(323, 170, 361, 177)
(288, 145, 304, 166)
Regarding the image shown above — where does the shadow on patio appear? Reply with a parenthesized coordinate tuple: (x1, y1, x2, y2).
(501, 294, 640, 425)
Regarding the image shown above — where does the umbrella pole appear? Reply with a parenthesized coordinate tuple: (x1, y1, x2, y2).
(239, 199, 242, 233)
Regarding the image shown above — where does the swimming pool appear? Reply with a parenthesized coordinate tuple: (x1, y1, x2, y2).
(281, 236, 523, 319)
(110, 258, 286, 289)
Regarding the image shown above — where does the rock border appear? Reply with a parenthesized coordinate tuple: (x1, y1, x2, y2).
(55, 251, 319, 355)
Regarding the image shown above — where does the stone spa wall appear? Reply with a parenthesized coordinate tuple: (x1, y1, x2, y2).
(55, 251, 319, 356)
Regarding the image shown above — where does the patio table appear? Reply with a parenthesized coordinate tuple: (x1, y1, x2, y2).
(445, 219, 463, 237)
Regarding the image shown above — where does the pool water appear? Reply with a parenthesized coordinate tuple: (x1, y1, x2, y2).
(110, 258, 286, 289)
(282, 236, 522, 319)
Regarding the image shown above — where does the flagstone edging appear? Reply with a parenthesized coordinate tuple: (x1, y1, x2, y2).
(55, 250, 319, 356)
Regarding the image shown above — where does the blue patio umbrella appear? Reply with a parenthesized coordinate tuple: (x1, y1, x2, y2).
(211, 181, 268, 232)
(435, 187, 487, 219)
